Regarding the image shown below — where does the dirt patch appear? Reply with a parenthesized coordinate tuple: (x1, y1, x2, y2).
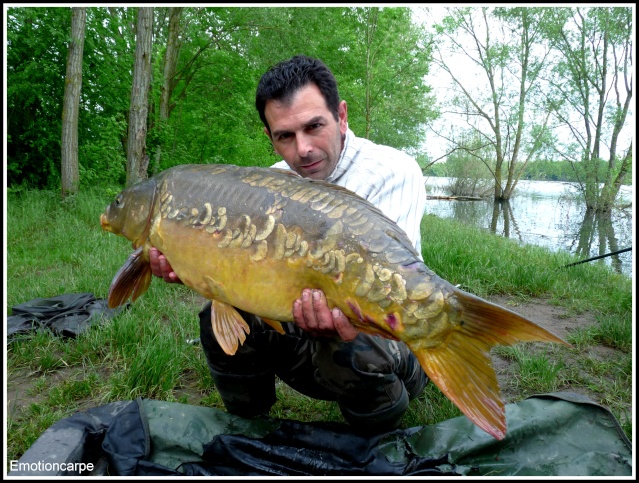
(6, 367, 44, 417)
(486, 294, 594, 341)
(485, 294, 630, 413)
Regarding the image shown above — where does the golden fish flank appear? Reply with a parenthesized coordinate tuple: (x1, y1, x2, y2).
(162, 174, 436, 324)
(239, 166, 456, 326)
(101, 163, 570, 441)
(161, 184, 405, 302)
(156, 190, 306, 265)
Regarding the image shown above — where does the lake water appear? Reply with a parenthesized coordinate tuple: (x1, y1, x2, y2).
(423, 177, 634, 278)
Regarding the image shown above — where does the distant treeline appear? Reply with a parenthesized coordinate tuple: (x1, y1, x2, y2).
(423, 158, 632, 184)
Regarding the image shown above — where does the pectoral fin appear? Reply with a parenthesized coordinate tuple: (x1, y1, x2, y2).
(108, 246, 152, 308)
(210, 299, 251, 355)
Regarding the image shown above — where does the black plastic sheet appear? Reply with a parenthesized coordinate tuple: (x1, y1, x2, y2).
(7, 293, 128, 343)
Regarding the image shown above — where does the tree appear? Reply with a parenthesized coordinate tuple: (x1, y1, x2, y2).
(149, 7, 183, 173)
(6, 7, 438, 187)
(431, 7, 553, 201)
(341, 7, 437, 153)
(146, 7, 275, 170)
(126, 7, 154, 186)
(61, 7, 86, 197)
(159, 7, 182, 121)
(7, 7, 72, 188)
(443, 133, 493, 197)
(541, 7, 633, 212)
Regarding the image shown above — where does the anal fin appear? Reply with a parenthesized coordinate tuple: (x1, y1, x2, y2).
(210, 299, 251, 355)
(261, 317, 285, 334)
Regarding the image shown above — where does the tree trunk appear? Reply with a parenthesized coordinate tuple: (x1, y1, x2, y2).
(126, 7, 154, 186)
(154, 7, 182, 174)
(61, 7, 86, 198)
(160, 7, 182, 121)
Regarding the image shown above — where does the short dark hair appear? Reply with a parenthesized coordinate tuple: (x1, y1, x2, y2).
(255, 55, 341, 133)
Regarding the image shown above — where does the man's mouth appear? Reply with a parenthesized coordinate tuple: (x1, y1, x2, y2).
(301, 159, 323, 170)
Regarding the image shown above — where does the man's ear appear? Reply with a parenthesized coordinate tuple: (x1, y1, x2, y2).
(264, 127, 281, 156)
(338, 100, 348, 135)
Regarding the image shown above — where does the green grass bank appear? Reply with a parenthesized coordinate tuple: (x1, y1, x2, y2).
(5, 186, 633, 462)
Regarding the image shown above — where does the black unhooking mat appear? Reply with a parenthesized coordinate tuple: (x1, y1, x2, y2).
(6, 293, 128, 343)
(9, 392, 632, 477)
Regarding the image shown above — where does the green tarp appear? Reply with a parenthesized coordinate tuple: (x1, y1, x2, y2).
(9, 392, 632, 476)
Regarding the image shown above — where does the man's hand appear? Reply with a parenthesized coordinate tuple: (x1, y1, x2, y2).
(149, 247, 183, 284)
(292, 289, 358, 342)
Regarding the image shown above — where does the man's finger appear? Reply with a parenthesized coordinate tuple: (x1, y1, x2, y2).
(311, 289, 334, 331)
(149, 247, 162, 277)
(158, 255, 174, 282)
(292, 298, 305, 327)
(332, 307, 359, 342)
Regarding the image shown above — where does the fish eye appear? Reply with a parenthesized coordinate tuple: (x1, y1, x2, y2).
(115, 195, 123, 206)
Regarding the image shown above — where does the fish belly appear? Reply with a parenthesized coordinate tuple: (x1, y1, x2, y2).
(150, 218, 354, 323)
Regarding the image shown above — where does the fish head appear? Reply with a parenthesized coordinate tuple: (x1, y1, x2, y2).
(100, 178, 157, 248)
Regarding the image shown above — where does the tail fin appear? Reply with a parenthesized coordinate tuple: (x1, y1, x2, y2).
(108, 247, 152, 308)
(411, 290, 570, 440)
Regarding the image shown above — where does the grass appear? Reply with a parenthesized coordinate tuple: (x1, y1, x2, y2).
(494, 344, 567, 393)
(5, 187, 634, 463)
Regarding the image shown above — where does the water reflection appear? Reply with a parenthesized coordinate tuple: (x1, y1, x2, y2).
(424, 177, 633, 278)
(571, 207, 629, 275)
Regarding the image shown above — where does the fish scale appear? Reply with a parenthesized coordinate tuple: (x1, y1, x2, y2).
(100, 163, 570, 441)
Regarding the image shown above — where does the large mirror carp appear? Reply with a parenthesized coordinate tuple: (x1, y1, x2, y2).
(100, 163, 569, 440)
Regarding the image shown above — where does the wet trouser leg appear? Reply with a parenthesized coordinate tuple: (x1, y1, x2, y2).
(199, 301, 428, 432)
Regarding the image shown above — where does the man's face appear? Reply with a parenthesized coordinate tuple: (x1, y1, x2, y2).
(264, 83, 348, 180)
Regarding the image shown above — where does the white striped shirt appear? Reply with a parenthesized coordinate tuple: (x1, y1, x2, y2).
(272, 128, 426, 257)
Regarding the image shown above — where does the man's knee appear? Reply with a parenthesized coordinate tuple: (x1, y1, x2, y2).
(338, 384, 410, 434)
(209, 368, 276, 418)
(314, 335, 428, 432)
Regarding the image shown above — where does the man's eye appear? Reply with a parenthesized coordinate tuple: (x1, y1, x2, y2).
(278, 133, 291, 141)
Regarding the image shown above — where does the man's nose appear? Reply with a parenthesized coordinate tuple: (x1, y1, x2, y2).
(296, 133, 313, 158)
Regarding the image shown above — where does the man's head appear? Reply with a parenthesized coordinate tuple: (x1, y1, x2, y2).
(255, 55, 348, 180)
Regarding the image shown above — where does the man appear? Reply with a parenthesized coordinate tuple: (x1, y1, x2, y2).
(150, 55, 428, 433)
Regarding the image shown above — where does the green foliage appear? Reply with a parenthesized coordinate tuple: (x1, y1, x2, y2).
(6, 6, 436, 188)
(6, 7, 71, 188)
(80, 115, 128, 186)
(337, 7, 437, 153)
(537, 7, 633, 211)
(521, 158, 632, 184)
(422, 162, 446, 177)
(428, 157, 633, 185)
(7, 7, 135, 189)
(441, 137, 493, 196)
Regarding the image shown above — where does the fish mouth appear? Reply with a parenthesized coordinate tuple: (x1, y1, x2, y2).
(100, 213, 113, 232)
